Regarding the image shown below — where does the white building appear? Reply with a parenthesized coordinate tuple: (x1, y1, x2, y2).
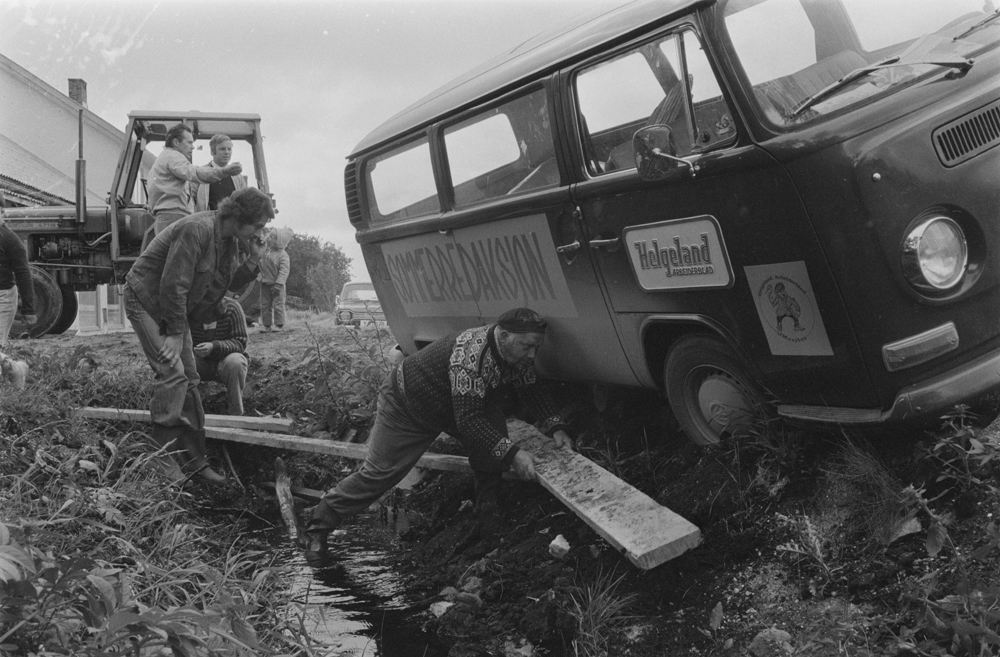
(0, 52, 138, 335)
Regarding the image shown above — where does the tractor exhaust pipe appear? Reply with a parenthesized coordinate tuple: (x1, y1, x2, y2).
(75, 108, 86, 226)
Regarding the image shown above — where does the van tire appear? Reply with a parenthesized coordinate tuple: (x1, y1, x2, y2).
(664, 335, 764, 446)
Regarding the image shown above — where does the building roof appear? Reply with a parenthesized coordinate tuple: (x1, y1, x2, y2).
(0, 52, 127, 152)
(0, 52, 129, 207)
(0, 133, 104, 206)
(349, 0, 707, 157)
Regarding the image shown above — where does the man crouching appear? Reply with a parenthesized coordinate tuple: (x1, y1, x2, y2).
(303, 307, 574, 560)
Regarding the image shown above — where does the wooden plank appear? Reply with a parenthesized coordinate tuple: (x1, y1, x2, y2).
(508, 420, 702, 570)
(204, 426, 480, 474)
(260, 481, 326, 500)
(208, 422, 700, 569)
(78, 405, 700, 568)
(75, 407, 294, 434)
(274, 457, 302, 543)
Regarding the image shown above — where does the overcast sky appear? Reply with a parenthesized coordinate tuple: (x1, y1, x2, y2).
(0, 0, 608, 279)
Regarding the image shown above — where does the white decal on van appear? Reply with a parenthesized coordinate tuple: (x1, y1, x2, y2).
(623, 215, 733, 290)
(744, 261, 833, 357)
(382, 214, 579, 318)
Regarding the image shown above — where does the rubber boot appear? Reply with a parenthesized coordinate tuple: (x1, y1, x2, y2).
(473, 470, 503, 516)
(147, 424, 186, 483)
(302, 501, 340, 566)
(178, 427, 227, 485)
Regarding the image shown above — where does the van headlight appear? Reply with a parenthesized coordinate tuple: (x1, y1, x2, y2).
(901, 216, 968, 293)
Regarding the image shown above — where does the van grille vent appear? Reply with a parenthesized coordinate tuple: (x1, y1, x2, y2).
(344, 162, 363, 225)
(933, 100, 1000, 167)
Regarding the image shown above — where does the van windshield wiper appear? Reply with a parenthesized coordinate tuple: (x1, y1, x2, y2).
(789, 55, 974, 118)
(953, 9, 1000, 41)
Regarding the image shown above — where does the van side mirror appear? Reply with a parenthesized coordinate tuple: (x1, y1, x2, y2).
(633, 125, 696, 181)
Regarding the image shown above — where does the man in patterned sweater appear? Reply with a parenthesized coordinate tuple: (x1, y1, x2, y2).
(191, 296, 250, 416)
(303, 307, 573, 558)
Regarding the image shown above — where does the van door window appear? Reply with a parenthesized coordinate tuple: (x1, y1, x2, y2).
(444, 88, 558, 206)
(575, 28, 736, 175)
(364, 136, 439, 224)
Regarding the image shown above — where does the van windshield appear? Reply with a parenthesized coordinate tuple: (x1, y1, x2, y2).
(723, 0, 1000, 127)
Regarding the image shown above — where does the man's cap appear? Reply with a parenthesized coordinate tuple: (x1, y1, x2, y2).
(497, 308, 547, 334)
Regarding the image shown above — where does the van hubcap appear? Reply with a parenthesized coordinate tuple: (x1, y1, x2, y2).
(696, 372, 754, 437)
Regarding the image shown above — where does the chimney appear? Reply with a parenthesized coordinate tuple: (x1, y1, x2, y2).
(68, 78, 88, 108)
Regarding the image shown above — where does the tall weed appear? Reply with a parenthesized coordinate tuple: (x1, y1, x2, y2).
(567, 567, 637, 657)
(298, 322, 393, 439)
(0, 344, 335, 656)
(825, 438, 910, 549)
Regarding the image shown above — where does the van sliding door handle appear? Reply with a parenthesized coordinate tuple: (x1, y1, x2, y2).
(589, 237, 620, 251)
(556, 240, 581, 254)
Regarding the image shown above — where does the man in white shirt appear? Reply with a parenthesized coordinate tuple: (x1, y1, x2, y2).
(147, 124, 243, 235)
(194, 134, 248, 213)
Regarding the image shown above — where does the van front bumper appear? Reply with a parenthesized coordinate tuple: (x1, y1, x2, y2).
(777, 344, 1000, 425)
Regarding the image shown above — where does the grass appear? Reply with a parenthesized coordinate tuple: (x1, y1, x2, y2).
(824, 437, 910, 549)
(567, 567, 637, 657)
(7, 332, 1000, 656)
(0, 342, 336, 656)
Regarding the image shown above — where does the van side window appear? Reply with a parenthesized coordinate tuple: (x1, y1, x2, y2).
(444, 88, 558, 206)
(576, 29, 736, 175)
(364, 136, 439, 224)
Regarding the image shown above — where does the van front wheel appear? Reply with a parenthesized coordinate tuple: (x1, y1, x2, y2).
(664, 335, 764, 446)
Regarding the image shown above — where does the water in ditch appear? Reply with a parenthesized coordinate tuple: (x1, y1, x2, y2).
(262, 507, 450, 657)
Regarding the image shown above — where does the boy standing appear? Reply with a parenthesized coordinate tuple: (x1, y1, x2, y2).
(260, 226, 292, 332)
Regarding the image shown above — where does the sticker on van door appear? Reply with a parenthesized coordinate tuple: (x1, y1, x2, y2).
(381, 213, 579, 318)
(623, 215, 733, 290)
(744, 261, 833, 357)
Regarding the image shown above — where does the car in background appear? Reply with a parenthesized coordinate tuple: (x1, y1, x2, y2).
(335, 281, 384, 326)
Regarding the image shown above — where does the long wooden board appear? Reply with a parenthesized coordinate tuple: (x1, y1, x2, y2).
(210, 423, 701, 568)
(75, 407, 294, 434)
(76, 407, 701, 568)
(204, 426, 485, 474)
(508, 421, 701, 569)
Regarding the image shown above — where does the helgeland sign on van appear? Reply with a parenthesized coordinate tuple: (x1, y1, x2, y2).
(623, 216, 733, 290)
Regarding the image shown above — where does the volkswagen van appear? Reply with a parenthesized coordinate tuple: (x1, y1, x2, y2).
(344, 0, 1000, 445)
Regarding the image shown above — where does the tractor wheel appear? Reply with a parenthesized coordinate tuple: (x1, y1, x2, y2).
(47, 286, 79, 335)
(230, 279, 261, 324)
(9, 266, 63, 339)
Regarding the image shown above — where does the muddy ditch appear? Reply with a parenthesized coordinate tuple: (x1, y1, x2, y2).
(6, 325, 1000, 656)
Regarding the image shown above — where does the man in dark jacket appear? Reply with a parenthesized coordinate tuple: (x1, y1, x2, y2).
(125, 187, 272, 484)
(303, 307, 573, 559)
(0, 221, 36, 344)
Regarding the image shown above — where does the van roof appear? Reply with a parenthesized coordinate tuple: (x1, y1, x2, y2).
(349, 0, 707, 158)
